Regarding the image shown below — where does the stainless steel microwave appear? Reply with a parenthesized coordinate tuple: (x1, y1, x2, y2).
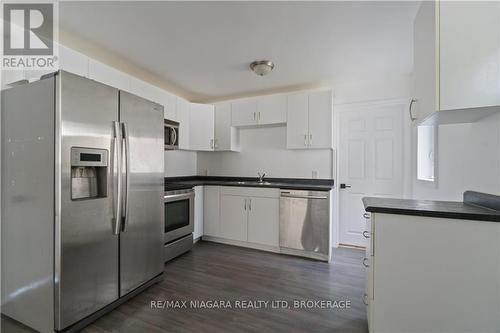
(164, 119, 179, 150)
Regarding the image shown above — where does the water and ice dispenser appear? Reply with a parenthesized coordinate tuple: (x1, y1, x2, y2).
(70, 147, 108, 200)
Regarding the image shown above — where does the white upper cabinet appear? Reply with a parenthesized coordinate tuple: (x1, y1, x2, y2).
(308, 90, 333, 149)
(88, 59, 131, 92)
(161, 92, 177, 121)
(256, 94, 287, 125)
(286, 90, 333, 149)
(176, 97, 190, 150)
(189, 103, 215, 151)
(214, 102, 240, 151)
(231, 94, 287, 127)
(287, 92, 309, 149)
(413, 1, 437, 122)
(439, 1, 500, 111)
(59, 46, 89, 78)
(231, 98, 258, 127)
(413, 1, 500, 125)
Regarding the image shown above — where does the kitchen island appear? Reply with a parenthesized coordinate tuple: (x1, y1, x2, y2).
(362, 191, 500, 333)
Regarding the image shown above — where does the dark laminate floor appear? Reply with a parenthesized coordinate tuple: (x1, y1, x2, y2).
(2, 242, 368, 333)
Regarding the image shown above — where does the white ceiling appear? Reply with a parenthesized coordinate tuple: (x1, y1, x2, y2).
(59, 1, 420, 102)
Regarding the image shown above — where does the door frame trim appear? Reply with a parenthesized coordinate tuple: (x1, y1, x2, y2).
(333, 98, 409, 248)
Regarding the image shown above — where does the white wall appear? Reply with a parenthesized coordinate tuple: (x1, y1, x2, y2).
(332, 75, 413, 105)
(412, 113, 500, 201)
(197, 126, 333, 179)
(165, 150, 197, 177)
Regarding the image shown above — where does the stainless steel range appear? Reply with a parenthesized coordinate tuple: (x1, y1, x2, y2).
(164, 188, 194, 261)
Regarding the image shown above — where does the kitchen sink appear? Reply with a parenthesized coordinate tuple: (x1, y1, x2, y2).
(233, 181, 273, 186)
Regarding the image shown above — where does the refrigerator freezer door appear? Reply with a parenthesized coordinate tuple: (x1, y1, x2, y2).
(119, 91, 164, 296)
(57, 71, 120, 330)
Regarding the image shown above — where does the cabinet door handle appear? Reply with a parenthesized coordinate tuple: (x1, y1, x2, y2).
(248, 199, 252, 211)
(258, 112, 261, 121)
(253, 112, 256, 121)
(363, 257, 369, 268)
(363, 293, 368, 306)
(409, 98, 417, 121)
(363, 212, 370, 219)
(304, 134, 308, 146)
(309, 134, 313, 146)
(244, 199, 247, 211)
(363, 231, 370, 239)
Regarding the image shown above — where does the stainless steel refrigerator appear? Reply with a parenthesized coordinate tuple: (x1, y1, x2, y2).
(1, 71, 164, 332)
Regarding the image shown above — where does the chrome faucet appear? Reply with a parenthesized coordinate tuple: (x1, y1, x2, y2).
(258, 172, 266, 183)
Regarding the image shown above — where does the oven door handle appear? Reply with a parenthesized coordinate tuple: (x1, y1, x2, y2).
(164, 192, 194, 202)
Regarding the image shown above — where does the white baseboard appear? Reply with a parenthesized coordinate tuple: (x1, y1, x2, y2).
(201, 236, 280, 254)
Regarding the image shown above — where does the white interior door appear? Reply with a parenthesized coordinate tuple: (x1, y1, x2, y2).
(338, 101, 404, 247)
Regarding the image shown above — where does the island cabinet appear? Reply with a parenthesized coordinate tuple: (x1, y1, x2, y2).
(363, 211, 500, 333)
(413, 1, 500, 124)
(202, 186, 280, 251)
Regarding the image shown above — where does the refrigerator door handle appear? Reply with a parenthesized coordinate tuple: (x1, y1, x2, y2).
(121, 122, 131, 232)
(113, 121, 123, 235)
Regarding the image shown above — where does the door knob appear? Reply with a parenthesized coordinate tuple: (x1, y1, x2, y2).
(340, 183, 351, 189)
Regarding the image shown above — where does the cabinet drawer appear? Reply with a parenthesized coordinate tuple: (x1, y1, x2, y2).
(220, 186, 280, 198)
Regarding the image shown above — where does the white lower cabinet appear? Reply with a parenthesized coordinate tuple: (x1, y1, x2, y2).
(247, 197, 279, 247)
(203, 186, 220, 237)
(220, 195, 248, 242)
(203, 186, 280, 251)
(193, 186, 204, 240)
(365, 212, 500, 333)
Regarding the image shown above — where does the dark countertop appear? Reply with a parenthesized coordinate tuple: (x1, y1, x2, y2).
(165, 176, 334, 192)
(363, 191, 500, 222)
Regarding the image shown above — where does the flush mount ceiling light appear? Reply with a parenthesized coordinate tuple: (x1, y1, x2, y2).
(250, 60, 275, 76)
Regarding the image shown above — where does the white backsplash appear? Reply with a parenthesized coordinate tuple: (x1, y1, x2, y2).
(197, 126, 333, 179)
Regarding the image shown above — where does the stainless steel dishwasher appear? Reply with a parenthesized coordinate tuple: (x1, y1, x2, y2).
(279, 190, 331, 262)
